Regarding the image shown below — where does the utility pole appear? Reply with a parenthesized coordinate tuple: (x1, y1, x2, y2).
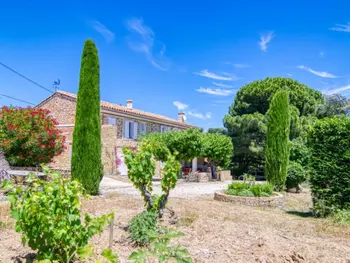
(53, 79, 60, 91)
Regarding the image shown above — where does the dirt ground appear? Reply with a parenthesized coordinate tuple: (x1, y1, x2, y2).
(1, 190, 350, 263)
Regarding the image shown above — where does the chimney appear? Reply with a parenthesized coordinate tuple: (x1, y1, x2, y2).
(178, 112, 185, 123)
(126, 99, 133, 109)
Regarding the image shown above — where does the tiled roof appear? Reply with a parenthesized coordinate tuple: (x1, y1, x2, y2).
(45, 90, 194, 128)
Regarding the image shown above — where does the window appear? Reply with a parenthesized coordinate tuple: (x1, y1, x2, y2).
(107, 116, 116, 125)
(140, 122, 147, 135)
(124, 120, 138, 139)
(161, 125, 171, 133)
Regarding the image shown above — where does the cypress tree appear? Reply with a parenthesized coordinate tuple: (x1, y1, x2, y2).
(71, 40, 103, 195)
(265, 90, 290, 191)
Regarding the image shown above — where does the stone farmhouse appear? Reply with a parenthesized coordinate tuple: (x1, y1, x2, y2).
(37, 90, 201, 176)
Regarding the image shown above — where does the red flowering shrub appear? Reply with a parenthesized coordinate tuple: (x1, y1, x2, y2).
(0, 106, 65, 166)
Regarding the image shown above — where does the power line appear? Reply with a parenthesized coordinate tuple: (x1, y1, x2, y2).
(0, 93, 36, 106)
(0, 61, 54, 94)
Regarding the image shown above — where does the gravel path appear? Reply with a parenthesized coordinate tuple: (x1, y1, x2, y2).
(100, 176, 232, 198)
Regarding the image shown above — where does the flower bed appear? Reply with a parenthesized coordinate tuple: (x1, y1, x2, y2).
(214, 191, 284, 208)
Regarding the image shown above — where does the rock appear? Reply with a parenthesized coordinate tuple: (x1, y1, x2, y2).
(0, 151, 9, 170)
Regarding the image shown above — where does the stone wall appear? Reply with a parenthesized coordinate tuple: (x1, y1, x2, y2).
(40, 94, 76, 124)
(0, 151, 9, 170)
(214, 191, 285, 208)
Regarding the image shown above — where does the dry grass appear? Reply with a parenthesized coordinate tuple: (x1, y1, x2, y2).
(1, 191, 350, 263)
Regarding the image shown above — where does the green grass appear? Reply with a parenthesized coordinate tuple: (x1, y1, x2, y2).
(225, 182, 273, 197)
(331, 210, 350, 227)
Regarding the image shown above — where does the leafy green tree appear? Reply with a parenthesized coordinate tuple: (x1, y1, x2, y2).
(207, 128, 228, 135)
(265, 90, 291, 191)
(224, 77, 322, 177)
(317, 94, 350, 118)
(224, 112, 267, 176)
(71, 40, 103, 195)
(202, 133, 233, 178)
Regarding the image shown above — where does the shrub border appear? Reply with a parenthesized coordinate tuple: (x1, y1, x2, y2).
(214, 191, 284, 208)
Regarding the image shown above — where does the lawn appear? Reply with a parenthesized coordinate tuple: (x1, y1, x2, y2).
(1, 190, 349, 263)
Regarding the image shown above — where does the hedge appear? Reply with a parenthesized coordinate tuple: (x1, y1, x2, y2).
(308, 117, 350, 217)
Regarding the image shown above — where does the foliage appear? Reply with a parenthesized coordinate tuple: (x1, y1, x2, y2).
(331, 209, 350, 227)
(76, 245, 119, 263)
(317, 94, 350, 118)
(224, 77, 323, 177)
(129, 228, 192, 263)
(123, 140, 181, 218)
(71, 39, 103, 195)
(201, 133, 233, 169)
(142, 128, 203, 161)
(223, 112, 267, 176)
(0, 106, 65, 166)
(1, 167, 113, 262)
(308, 117, 350, 217)
(265, 90, 291, 191)
(286, 161, 307, 192)
(225, 181, 273, 197)
(289, 137, 310, 168)
(129, 211, 158, 246)
(207, 128, 228, 135)
(229, 77, 323, 116)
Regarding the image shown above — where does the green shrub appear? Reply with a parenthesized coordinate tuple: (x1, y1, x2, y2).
(129, 228, 192, 263)
(265, 90, 291, 191)
(129, 210, 158, 246)
(286, 161, 307, 192)
(308, 117, 350, 217)
(71, 39, 103, 195)
(225, 182, 273, 197)
(250, 183, 273, 197)
(331, 209, 350, 226)
(1, 167, 113, 262)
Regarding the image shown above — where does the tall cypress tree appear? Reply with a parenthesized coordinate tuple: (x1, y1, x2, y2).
(71, 40, 103, 195)
(265, 90, 290, 191)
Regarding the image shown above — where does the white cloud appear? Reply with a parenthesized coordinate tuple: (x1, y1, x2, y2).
(297, 65, 339, 78)
(258, 31, 275, 52)
(319, 51, 325, 58)
(126, 18, 169, 71)
(212, 82, 234, 88)
(286, 73, 293, 77)
(91, 21, 114, 42)
(196, 87, 235, 96)
(233, 63, 250, 68)
(330, 23, 350, 32)
(325, 85, 350, 95)
(173, 101, 188, 111)
(188, 110, 212, 120)
(193, 70, 239, 81)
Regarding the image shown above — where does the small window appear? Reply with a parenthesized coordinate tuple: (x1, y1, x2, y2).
(124, 120, 138, 139)
(107, 117, 116, 125)
(140, 122, 147, 135)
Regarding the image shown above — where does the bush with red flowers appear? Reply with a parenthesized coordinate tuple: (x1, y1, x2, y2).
(0, 106, 65, 166)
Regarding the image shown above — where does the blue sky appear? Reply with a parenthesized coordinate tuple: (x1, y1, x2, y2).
(1, 0, 350, 129)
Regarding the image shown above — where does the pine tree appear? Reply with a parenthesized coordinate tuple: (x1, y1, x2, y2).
(265, 90, 290, 191)
(71, 40, 103, 195)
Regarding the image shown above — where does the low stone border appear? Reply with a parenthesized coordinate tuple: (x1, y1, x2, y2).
(214, 191, 284, 208)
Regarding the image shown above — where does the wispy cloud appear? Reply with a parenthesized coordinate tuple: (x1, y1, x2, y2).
(91, 21, 114, 42)
(297, 65, 339, 78)
(286, 73, 293, 77)
(325, 84, 350, 95)
(126, 17, 169, 71)
(330, 22, 350, 32)
(319, 51, 325, 58)
(188, 110, 212, 120)
(196, 87, 235, 96)
(258, 31, 275, 52)
(223, 62, 250, 68)
(173, 101, 188, 111)
(193, 70, 238, 81)
(212, 82, 234, 88)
